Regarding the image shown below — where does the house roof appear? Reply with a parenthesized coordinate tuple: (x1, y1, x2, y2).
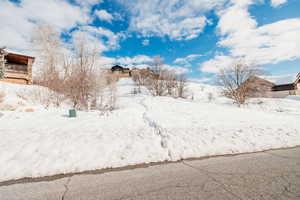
(111, 65, 131, 72)
(272, 83, 296, 91)
(111, 65, 124, 71)
(5, 53, 35, 65)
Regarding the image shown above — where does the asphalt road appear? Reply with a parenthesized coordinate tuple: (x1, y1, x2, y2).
(1, 147, 300, 200)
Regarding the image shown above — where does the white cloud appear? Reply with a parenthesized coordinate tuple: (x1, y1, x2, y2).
(201, 55, 237, 73)
(97, 56, 116, 67)
(71, 30, 108, 54)
(117, 55, 154, 66)
(82, 26, 120, 49)
(260, 73, 297, 85)
(142, 39, 150, 46)
(200, 0, 300, 73)
(113, 12, 124, 21)
(118, 0, 228, 40)
(95, 9, 113, 23)
(75, 0, 103, 8)
(21, 0, 89, 29)
(70, 25, 122, 55)
(174, 54, 203, 66)
(0, 0, 90, 53)
(162, 64, 189, 74)
(271, 0, 288, 7)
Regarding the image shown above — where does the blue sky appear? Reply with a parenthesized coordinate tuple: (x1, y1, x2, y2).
(1, 0, 300, 82)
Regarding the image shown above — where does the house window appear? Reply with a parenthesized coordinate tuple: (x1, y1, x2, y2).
(5, 63, 28, 72)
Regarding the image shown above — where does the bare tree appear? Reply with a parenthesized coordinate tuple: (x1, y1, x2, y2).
(30, 24, 119, 111)
(132, 68, 152, 87)
(63, 36, 119, 111)
(63, 37, 98, 109)
(107, 80, 117, 110)
(31, 25, 68, 107)
(175, 73, 188, 98)
(0, 47, 7, 79)
(217, 63, 262, 105)
(32, 25, 63, 85)
(132, 71, 142, 93)
(148, 56, 168, 96)
(0, 91, 5, 104)
(93, 71, 118, 111)
(131, 56, 189, 98)
(1, 48, 8, 105)
(165, 71, 176, 96)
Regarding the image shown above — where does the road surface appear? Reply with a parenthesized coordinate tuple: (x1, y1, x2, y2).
(0, 147, 300, 200)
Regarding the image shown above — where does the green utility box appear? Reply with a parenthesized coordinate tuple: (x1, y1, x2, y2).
(69, 109, 77, 118)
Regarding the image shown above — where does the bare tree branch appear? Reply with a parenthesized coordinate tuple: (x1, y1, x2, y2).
(217, 62, 263, 105)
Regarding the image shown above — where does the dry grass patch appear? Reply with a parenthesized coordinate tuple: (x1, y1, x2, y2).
(0, 104, 16, 111)
(0, 91, 5, 104)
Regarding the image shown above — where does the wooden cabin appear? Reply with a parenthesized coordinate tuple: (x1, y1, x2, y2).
(1, 52, 35, 85)
(111, 65, 131, 77)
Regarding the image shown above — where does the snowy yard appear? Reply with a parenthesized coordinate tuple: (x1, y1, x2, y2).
(0, 78, 300, 182)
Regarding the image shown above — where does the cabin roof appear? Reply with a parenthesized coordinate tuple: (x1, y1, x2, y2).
(5, 53, 35, 65)
(111, 65, 124, 71)
(111, 65, 131, 72)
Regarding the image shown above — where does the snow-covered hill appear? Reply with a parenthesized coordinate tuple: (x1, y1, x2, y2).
(0, 79, 300, 182)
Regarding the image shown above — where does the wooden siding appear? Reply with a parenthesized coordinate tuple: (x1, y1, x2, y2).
(1, 77, 29, 84)
(111, 65, 131, 78)
(1, 53, 34, 85)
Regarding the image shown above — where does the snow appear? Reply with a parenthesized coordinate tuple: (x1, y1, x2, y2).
(286, 95, 300, 101)
(0, 79, 300, 182)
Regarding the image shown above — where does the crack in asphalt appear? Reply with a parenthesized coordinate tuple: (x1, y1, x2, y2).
(1, 147, 300, 200)
(61, 177, 72, 200)
(113, 176, 239, 200)
(114, 183, 204, 200)
(182, 160, 300, 200)
(264, 151, 300, 161)
(182, 161, 245, 200)
(279, 175, 300, 199)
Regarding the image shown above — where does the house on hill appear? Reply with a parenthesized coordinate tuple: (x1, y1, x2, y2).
(111, 65, 131, 77)
(271, 73, 300, 97)
(244, 74, 300, 98)
(0, 50, 35, 85)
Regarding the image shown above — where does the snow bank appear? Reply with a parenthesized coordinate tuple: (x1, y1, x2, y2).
(0, 79, 299, 182)
(143, 97, 300, 159)
(286, 95, 300, 101)
(0, 81, 63, 111)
